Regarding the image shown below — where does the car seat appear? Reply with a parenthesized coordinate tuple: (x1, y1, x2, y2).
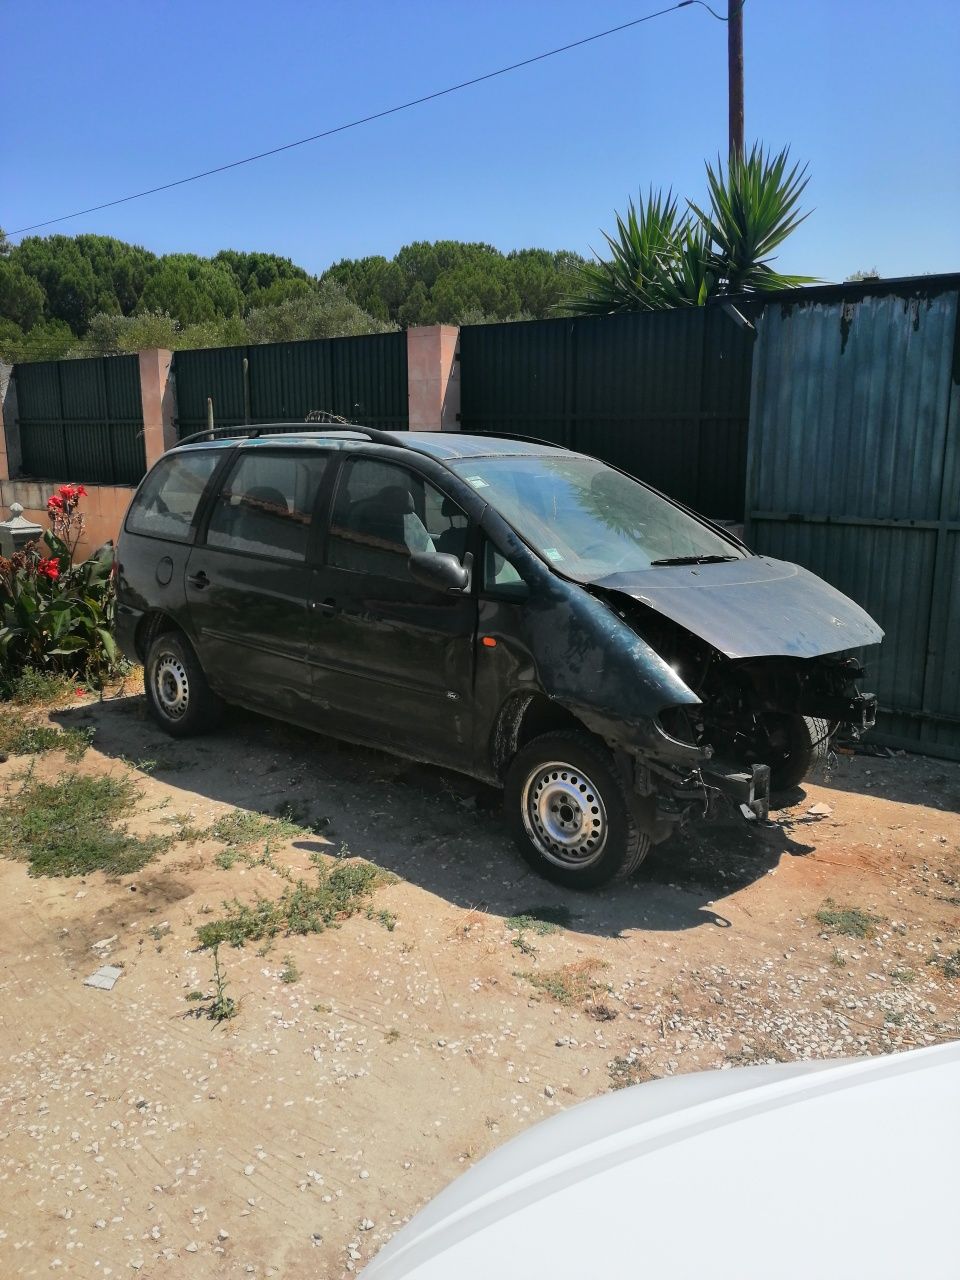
(432, 495, 468, 562)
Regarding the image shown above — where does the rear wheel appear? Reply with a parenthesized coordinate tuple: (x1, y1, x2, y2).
(504, 731, 650, 890)
(144, 631, 222, 738)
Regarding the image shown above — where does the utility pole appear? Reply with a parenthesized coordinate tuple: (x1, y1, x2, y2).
(727, 0, 744, 159)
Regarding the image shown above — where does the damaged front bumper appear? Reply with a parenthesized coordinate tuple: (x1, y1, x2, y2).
(701, 761, 771, 820)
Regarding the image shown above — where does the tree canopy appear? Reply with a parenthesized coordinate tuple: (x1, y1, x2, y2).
(0, 232, 585, 363)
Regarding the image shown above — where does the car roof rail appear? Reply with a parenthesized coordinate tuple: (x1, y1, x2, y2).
(175, 422, 403, 448)
(473, 429, 565, 449)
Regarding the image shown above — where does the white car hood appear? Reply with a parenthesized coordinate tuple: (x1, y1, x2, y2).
(363, 1042, 960, 1280)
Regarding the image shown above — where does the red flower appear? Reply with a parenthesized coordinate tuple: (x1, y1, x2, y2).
(55, 483, 86, 505)
(36, 557, 60, 582)
(75, 687, 86, 697)
(47, 494, 64, 511)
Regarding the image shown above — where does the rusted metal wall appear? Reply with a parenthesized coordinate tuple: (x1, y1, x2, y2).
(173, 332, 409, 438)
(745, 275, 960, 759)
(14, 355, 145, 485)
(459, 306, 755, 519)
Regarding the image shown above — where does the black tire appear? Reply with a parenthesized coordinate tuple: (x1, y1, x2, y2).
(144, 631, 223, 738)
(504, 731, 650, 890)
(767, 715, 831, 792)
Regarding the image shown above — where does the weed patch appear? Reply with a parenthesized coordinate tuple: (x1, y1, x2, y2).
(889, 966, 916, 985)
(608, 1053, 657, 1090)
(210, 807, 313, 852)
(367, 907, 397, 931)
(186, 945, 237, 1021)
(505, 905, 575, 956)
(927, 950, 960, 980)
(279, 955, 300, 984)
(0, 770, 170, 877)
(0, 715, 93, 761)
(506, 905, 575, 932)
(517, 958, 608, 1006)
(815, 899, 883, 939)
(726, 1037, 790, 1065)
(4, 669, 76, 706)
(196, 859, 390, 949)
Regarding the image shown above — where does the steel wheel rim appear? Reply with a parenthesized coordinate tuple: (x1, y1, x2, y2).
(154, 652, 189, 720)
(521, 760, 608, 869)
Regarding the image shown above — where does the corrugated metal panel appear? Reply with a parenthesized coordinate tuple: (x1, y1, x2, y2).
(173, 346, 247, 436)
(14, 354, 145, 485)
(745, 281, 960, 759)
(459, 308, 753, 518)
(173, 333, 409, 437)
(14, 362, 61, 420)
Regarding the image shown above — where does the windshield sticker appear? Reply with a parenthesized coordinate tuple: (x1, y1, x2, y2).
(466, 475, 489, 488)
(544, 547, 564, 561)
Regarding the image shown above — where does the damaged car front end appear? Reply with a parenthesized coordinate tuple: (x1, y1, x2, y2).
(595, 553, 882, 836)
(465, 451, 883, 888)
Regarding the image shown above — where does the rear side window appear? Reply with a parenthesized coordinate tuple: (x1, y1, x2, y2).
(125, 450, 220, 543)
(205, 451, 327, 562)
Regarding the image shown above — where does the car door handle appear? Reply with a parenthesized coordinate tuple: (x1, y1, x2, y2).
(312, 597, 337, 617)
(187, 570, 210, 590)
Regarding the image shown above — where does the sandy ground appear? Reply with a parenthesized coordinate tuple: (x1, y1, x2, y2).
(1, 686, 959, 1278)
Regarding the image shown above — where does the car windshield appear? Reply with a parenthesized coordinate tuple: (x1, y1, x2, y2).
(451, 455, 746, 581)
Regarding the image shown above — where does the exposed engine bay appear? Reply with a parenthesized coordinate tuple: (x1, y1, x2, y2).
(604, 592, 878, 838)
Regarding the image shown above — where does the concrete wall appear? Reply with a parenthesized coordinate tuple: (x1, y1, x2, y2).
(407, 325, 460, 431)
(0, 478, 134, 562)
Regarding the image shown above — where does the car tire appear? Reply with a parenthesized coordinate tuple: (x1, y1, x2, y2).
(144, 631, 223, 738)
(504, 731, 650, 890)
(767, 715, 831, 792)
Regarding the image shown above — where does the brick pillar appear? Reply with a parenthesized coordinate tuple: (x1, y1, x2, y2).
(138, 348, 177, 467)
(0, 362, 21, 481)
(406, 325, 460, 432)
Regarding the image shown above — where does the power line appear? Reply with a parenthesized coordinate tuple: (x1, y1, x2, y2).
(10, 2, 697, 237)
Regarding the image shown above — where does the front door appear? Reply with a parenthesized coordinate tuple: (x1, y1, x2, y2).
(185, 448, 330, 720)
(309, 456, 478, 767)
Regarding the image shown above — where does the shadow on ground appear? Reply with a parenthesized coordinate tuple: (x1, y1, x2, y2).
(813, 749, 960, 813)
(55, 694, 821, 940)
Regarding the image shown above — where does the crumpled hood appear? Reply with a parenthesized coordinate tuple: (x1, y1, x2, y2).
(596, 555, 883, 660)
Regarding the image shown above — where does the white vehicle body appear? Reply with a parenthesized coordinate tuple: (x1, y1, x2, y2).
(363, 1042, 960, 1280)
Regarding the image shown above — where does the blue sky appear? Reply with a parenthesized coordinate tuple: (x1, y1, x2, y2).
(6, 0, 959, 282)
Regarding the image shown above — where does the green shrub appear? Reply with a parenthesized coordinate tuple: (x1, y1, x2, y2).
(0, 485, 121, 695)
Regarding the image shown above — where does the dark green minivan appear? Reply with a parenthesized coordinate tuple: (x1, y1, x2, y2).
(115, 426, 882, 889)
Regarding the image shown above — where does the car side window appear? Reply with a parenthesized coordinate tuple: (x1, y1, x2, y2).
(482, 539, 526, 597)
(328, 458, 468, 580)
(125, 449, 221, 543)
(205, 451, 327, 562)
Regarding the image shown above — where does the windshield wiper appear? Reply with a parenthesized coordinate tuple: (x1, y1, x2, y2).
(649, 554, 740, 566)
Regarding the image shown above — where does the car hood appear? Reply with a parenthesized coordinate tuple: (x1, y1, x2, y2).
(361, 1042, 960, 1280)
(595, 555, 883, 659)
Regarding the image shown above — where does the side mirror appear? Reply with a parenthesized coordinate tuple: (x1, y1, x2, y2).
(409, 551, 469, 593)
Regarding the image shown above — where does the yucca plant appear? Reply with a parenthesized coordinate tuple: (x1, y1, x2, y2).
(565, 143, 816, 314)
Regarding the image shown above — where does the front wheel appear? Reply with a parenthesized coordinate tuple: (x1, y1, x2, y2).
(764, 714, 831, 792)
(504, 731, 650, 890)
(144, 631, 223, 738)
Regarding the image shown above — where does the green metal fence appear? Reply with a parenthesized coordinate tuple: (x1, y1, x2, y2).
(459, 306, 755, 519)
(15, 355, 145, 485)
(745, 275, 960, 760)
(174, 332, 409, 438)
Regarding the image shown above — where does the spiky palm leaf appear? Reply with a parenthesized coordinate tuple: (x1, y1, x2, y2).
(563, 189, 693, 314)
(565, 144, 816, 316)
(689, 144, 817, 292)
